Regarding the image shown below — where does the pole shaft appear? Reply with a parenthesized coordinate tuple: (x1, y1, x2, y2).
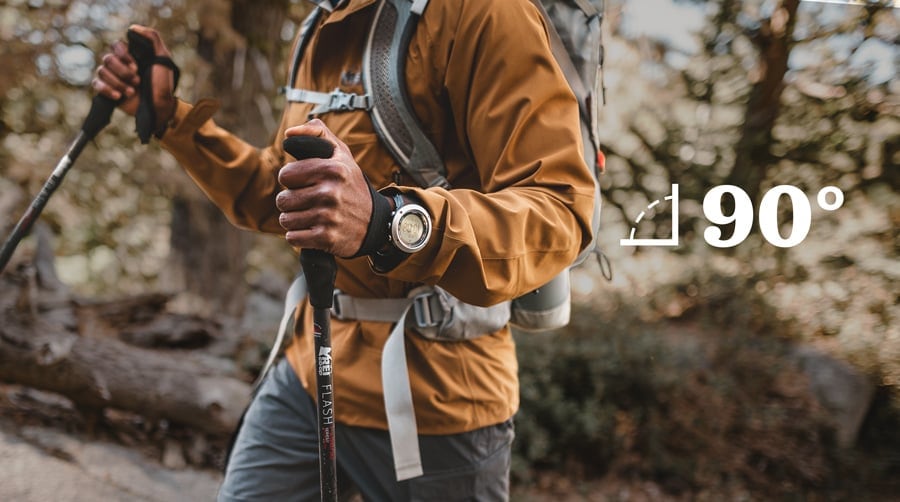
(313, 307, 337, 501)
(301, 248, 338, 502)
(0, 131, 88, 273)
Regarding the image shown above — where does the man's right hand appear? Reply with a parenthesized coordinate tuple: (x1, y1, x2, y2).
(91, 25, 177, 134)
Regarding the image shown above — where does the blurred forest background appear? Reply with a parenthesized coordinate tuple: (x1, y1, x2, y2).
(0, 0, 897, 500)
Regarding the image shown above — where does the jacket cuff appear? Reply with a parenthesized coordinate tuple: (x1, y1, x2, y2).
(158, 98, 221, 152)
(370, 186, 445, 280)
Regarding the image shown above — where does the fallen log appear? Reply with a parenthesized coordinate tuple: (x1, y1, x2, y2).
(0, 325, 250, 435)
(0, 225, 251, 435)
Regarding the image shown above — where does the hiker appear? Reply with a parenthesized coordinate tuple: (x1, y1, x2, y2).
(93, 0, 596, 499)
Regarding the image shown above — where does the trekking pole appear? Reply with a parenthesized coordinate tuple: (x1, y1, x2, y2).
(282, 135, 338, 502)
(0, 94, 117, 274)
(0, 29, 156, 274)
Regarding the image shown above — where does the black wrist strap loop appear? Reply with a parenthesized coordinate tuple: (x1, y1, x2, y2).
(350, 181, 392, 258)
(126, 30, 181, 144)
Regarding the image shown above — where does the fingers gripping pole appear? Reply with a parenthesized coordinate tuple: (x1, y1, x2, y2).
(283, 135, 337, 311)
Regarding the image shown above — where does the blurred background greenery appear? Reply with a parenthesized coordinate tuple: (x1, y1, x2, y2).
(0, 0, 897, 499)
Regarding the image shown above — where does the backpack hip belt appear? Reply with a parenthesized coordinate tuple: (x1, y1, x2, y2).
(257, 273, 513, 481)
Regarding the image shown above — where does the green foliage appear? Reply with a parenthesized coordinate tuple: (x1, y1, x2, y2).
(598, 0, 897, 247)
(514, 321, 676, 475)
(513, 279, 897, 497)
(0, 1, 301, 298)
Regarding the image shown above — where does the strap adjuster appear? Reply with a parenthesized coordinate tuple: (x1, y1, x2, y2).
(328, 88, 370, 112)
(411, 292, 442, 329)
(330, 289, 345, 319)
(285, 87, 372, 115)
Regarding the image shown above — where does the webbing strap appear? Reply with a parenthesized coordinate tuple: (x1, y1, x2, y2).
(331, 290, 440, 479)
(287, 7, 323, 90)
(410, 0, 428, 14)
(382, 306, 424, 480)
(283, 88, 372, 115)
(573, 0, 600, 18)
(332, 292, 411, 323)
(254, 274, 308, 391)
(266, 278, 434, 480)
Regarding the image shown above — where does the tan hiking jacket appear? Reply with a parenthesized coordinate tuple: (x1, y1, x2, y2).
(161, 0, 595, 434)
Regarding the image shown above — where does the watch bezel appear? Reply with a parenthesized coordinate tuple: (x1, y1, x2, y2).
(390, 202, 431, 254)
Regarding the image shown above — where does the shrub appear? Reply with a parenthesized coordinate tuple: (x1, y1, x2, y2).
(513, 301, 837, 496)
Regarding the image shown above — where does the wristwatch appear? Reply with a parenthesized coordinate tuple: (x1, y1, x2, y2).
(370, 193, 432, 272)
(389, 194, 432, 253)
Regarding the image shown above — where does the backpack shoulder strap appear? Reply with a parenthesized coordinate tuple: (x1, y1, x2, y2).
(527, 0, 590, 121)
(286, 7, 323, 93)
(281, 0, 446, 187)
(363, 0, 450, 189)
(283, 7, 373, 116)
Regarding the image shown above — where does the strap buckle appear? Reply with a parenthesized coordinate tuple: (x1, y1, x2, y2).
(328, 89, 370, 112)
(331, 289, 345, 319)
(411, 292, 442, 329)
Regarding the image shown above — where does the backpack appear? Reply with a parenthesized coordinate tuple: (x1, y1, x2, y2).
(283, 0, 607, 332)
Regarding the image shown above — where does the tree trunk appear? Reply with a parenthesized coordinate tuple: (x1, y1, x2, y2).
(725, 0, 800, 206)
(164, 0, 290, 317)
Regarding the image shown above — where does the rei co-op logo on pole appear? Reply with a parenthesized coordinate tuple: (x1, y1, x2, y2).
(620, 184, 845, 249)
(318, 347, 333, 376)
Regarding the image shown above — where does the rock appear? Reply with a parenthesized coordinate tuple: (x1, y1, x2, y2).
(162, 439, 187, 469)
(793, 346, 876, 448)
(0, 419, 221, 502)
(186, 435, 209, 466)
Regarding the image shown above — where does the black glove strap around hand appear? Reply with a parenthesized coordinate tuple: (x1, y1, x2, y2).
(126, 30, 180, 144)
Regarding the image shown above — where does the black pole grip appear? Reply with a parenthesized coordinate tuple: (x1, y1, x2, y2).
(2, 29, 171, 274)
(301, 250, 337, 309)
(283, 135, 335, 160)
(81, 95, 118, 139)
(283, 135, 337, 310)
(81, 29, 153, 140)
(126, 29, 162, 144)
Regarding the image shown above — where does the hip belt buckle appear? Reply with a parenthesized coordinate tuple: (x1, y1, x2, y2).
(411, 291, 442, 329)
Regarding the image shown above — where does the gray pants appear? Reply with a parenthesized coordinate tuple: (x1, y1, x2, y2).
(219, 359, 514, 502)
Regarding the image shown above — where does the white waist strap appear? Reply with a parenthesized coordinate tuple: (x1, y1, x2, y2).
(254, 274, 307, 390)
(261, 276, 427, 481)
(330, 292, 409, 323)
(332, 291, 429, 480)
(382, 306, 424, 480)
(331, 289, 445, 329)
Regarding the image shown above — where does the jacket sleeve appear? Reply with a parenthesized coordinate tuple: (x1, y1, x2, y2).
(158, 99, 286, 235)
(381, 0, 596, 307)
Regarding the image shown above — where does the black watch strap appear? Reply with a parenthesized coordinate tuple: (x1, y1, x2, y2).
(369, 193, 411, 273)
(370, 243, 410, 273)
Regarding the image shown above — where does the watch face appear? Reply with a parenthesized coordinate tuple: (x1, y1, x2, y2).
(397, 212, 426, 247)
(391, 203, 432, 253)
